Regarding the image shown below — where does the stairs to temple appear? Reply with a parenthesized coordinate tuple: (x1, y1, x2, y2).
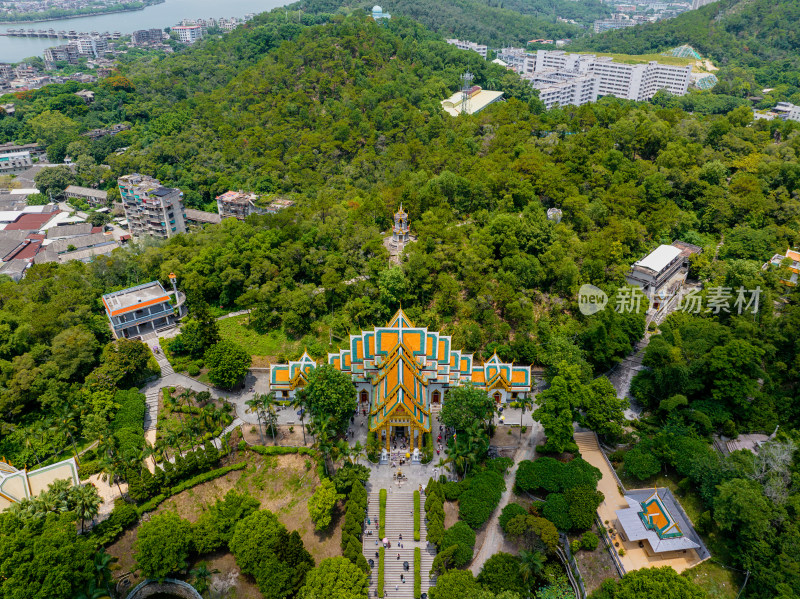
(363, 491, 436, 598)
(574, 431, 600, 453)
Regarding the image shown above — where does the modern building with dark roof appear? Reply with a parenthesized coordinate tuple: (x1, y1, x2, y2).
(118, 174, 187, 239)
(185, 208, 222, 226)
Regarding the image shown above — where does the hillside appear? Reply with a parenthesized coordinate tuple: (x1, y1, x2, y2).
(574, 0, 800, 69)
(295, 0, 589, 46)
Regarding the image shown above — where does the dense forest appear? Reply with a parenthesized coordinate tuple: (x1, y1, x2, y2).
(0, 6, 800, 599)
(293, 0, 588, 46)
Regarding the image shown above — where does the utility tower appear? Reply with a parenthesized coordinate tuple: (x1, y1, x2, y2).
(460, 71, 474, 115)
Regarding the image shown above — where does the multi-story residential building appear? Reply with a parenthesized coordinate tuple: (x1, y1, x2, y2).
(446, 39, 488, 58)
(43, 44, 79, 68)
(131, 28, 164, 46)
(102, 280, 184, 339)
(172, 25, 204, 44)
(497, 47, 535, 75)
(532, 74, 600, 109)
(118, 174, 187, 239)
(216, 190, 263, 220)
(529, 51, 692, 105)
(0, 151, 32, 173)
(0, 64, 13, 80)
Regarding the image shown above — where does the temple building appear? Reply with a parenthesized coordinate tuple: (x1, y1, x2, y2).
(615, 488, 707, 560)
(0, 457, 79, 511)
(270, 309, 532, 451)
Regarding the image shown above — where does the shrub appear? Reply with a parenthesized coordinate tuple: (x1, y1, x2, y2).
(499, 503, 528, 533)
(543, 493, 572, 530)
(458, 471, 505, 529)
(571, 539, 581, 553)
(565, 486, 604, 531)
(414, 490, 421, 541)
(135, 512, 192, 580)
(476, 552, 526, 596)
(366, 431, 381, 462)
(379, 488, 387, 538)
(441, 522, 476, 567)
(421, 432, 434, 464)
(378, 546, 385, 598)
(414, 547, 421, 598)
(192, 490, 260, 554)
(485, 457, 513, 475)
(516, 457, 562, 494)
(78, 459, 102, 479)
(442, 480, 463, 501)
(90, 499, 138, 545)
(624, 446, 661, 481)
(308, 478, 342, 531)
(581, 531, 599, 551)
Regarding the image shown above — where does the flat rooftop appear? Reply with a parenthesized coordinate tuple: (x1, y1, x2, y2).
(101, 281, 170, 316)
(441, 89, 504, 116)
(633, 244, 682, 275)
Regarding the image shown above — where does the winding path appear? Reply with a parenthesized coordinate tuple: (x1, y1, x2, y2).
(469, 420, 544, 575)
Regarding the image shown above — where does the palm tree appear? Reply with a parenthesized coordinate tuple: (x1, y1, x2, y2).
(312, 419, 336, 476)
(93, 549, 116, 591)
(154, 437, 171, 463)
(261, 392, 279, 442)
(290, 391, 307, 445)
(245, 396, 265, 443)
(517, 396, 534, 441)
(73, 580, 112, 599)
(519, 550, 546, 585)
(190, 562, 218, 595)
(74, 483, 102, 532)
(351, 440, 365, 465)
(165, 428, 183, 458)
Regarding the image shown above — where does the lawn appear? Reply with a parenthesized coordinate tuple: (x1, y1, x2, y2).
(683, 561, 741, 599)
(107, 452, 340, 596)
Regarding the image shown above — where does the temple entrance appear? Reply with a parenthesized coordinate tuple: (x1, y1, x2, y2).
(360, 390, 368, 404)
(493, 391, 502, 404)
(432, 390, 440, 404)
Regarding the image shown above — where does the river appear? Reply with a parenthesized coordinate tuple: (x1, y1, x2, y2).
(0, 0, 294, 63)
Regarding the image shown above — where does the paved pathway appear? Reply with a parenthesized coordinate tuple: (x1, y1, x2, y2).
(469, 419, 544, 575)
(364, 491, 435, 598)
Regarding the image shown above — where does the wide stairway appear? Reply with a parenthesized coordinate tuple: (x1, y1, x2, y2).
(574, 431, 600, 453)
(363, 491, 436, 598)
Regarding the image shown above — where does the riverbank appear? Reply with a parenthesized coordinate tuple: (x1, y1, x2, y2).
(0, 0, 164, 26)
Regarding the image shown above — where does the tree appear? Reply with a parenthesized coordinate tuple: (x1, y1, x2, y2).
(533, 362, 583, 453)
(229, 510, 314, 598)
(582, 377, 628, 440)
(624, 447, 661, 481)
(34, 165, 76, 197)
(440, 384, 495, 432)
(441, 521, 476, 567)
(205, 340, 251, 389)
(302, 364, 357, 435)
(429, 570, 484, 599)
(298, 557, 368, 599)
(73, 483, 101, 533)
(308, 478, 342, 531)
(134, 512, 192, 581)
(499, 503, 528, 532)
(50, 325, 98, 381)
(30, 110, 81, 147)
(564, 486, 604, 531)
(714, 478, 772, 542)
(0, 511, 95, 599)
(592, 566, 707, 599)
(518, 550, 546, 585)
(178, 305, 220, 358)
(477, 552, 526, 596)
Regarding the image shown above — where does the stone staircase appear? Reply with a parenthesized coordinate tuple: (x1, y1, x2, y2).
(574, 431, 600, 453)
(363, 491, 436, 598)
(143, 387, 160, 432)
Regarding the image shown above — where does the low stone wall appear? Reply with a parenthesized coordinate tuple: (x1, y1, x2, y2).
(127, 578, 202, 599)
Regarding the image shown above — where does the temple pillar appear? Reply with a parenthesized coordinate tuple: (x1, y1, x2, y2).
(410, 427, 415, 452)
(385, 426, 391, 452)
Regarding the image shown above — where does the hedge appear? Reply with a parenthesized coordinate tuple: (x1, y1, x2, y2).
(78, 459, 102, 479)
(413, 490, 421, 542)
(90, 499, 139, 546)
(137, 462, 247, 516)
(379, 488, 387, 538)
(378, 546, 385, 598)
(248, 444, 316, 456)
(414, 547, 421, 598)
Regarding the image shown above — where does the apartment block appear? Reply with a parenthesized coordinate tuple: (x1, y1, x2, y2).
(216, 190, 262, 220)
(593, 14, 638, 33)
(0, 151, 32, 173)
(532, 74, 600, 109)
(529, 51, 692, 105)
(774, 102, 800, 122)
(118, 174, 186, 239)
(132, 28, 164, 46)
(497, 47, 535, 76)
(172, 25, 204, 44)
(446, 39, 488, 59)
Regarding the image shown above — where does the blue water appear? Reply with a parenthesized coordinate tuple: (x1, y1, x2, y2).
(0, 0, 292, 62)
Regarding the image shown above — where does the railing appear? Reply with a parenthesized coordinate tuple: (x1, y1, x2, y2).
(115, 306, 174, 329)
(558, 533, 587, 599)
(596, 514, 626, 577)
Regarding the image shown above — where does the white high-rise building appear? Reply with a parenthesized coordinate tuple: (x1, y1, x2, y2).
(172, 25, 204, 44)
(528, 50, 692, 106)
